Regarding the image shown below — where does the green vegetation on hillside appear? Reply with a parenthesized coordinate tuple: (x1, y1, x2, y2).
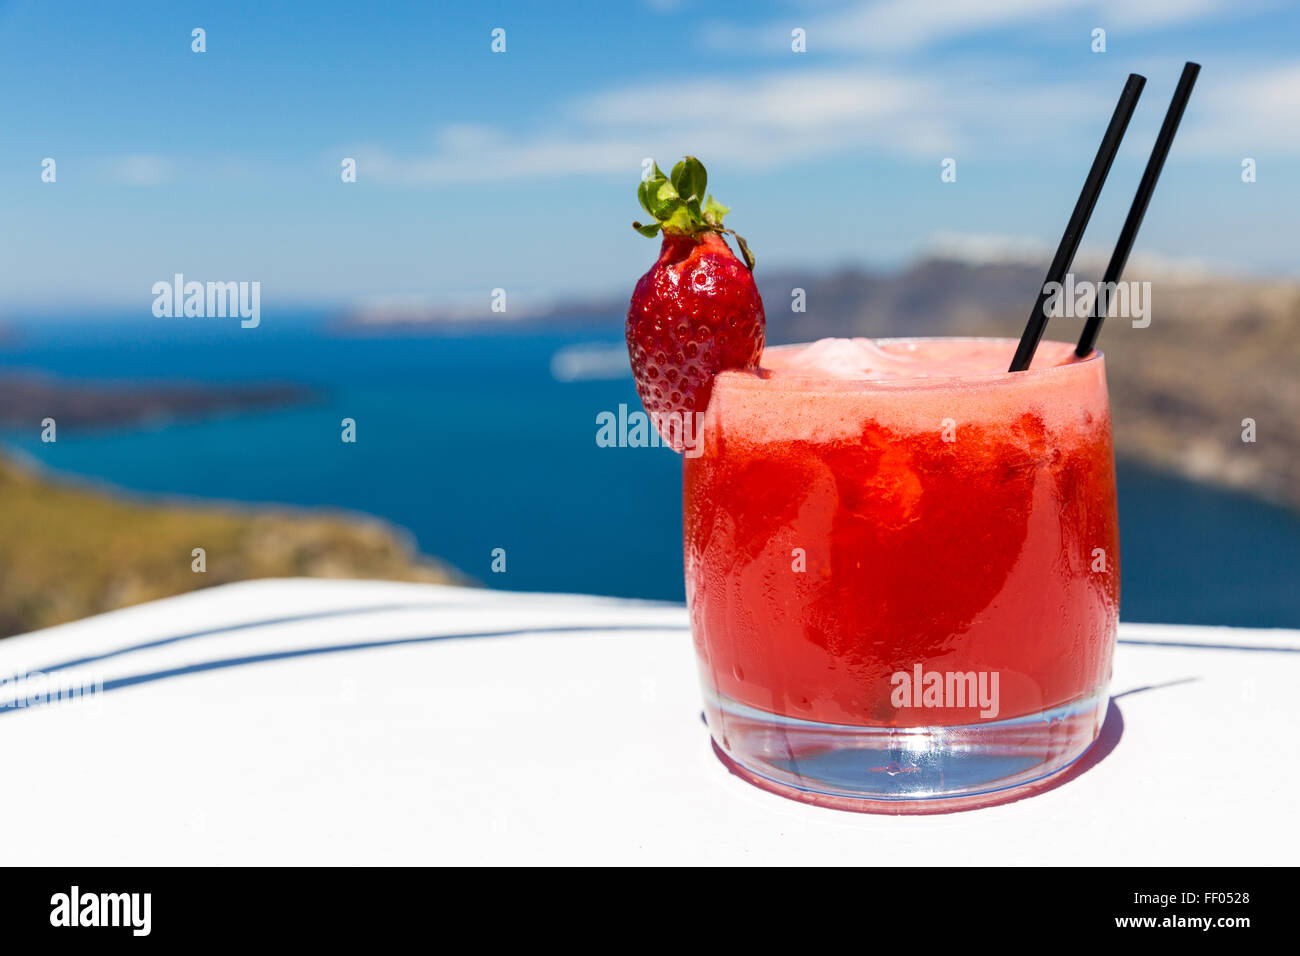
(0, 456, 466, 637)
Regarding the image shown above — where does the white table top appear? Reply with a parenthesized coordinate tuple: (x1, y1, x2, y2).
(1, 579, 1295, 865)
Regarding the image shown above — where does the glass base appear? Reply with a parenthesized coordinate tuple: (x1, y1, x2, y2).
(704, 687, 1109, 814)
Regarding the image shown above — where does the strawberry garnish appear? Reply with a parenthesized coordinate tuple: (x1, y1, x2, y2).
(626, 157, 765, 452)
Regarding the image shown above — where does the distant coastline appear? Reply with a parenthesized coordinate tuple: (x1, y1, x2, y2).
(0, 373, 315, 430)
(330, 294, 625, 335)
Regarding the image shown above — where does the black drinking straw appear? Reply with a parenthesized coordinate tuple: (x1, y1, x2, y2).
(1075, 62, 1200, 357)
(1008, 73, 1146, 372)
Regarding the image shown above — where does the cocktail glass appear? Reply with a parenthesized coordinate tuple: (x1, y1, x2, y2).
(683, 337, 1119, 812)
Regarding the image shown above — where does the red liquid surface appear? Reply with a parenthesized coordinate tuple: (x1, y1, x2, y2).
(684, 338, 1120, 727)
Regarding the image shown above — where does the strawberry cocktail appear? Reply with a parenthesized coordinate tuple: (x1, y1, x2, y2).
(684, 338, 1119, 811)
(625, 158, 1119, 812)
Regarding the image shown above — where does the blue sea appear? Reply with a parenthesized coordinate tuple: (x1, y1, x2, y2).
(2, 314, 1298, 629)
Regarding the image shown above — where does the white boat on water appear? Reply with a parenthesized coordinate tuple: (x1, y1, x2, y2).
(549, 342, 632, 382)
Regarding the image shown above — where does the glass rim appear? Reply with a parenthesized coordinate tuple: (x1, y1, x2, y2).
(717, 336, 1106, 393)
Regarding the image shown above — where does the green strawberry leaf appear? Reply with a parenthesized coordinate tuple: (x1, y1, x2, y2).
(662, 205, 695, 235)
(671, 156, 707, 203)
(734, 234, 755, 270)
(647, 179, 681, 219)
(632, 220, 661, 238)
(637, 179, 655, 217)
(703, 195, 729, 226)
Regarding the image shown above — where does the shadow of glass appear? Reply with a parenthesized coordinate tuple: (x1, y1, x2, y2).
(0, 621, 688, 717)
(26, 601, 690, 677)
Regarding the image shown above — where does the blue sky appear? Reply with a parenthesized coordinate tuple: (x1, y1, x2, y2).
(0, 0, 1295, 312)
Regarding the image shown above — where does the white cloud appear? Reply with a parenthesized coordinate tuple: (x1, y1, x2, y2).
(352, 132, 646, 184)
(349, 65, 1104, 186)
(341, 23, 1300, 188)
(1183, 63, 1300, 155)
(704, 0, 1241, 54)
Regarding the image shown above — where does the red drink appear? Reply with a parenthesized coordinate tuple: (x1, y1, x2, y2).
(684, 337, 1119, 811)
